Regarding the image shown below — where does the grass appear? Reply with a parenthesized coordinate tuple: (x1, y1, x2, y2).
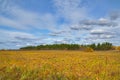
(0, 50, 120, 80)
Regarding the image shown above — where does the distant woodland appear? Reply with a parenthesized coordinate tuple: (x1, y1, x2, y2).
(20, 42, 118, 51)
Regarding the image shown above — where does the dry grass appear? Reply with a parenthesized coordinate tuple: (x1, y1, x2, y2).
(0, 50, 120, 80)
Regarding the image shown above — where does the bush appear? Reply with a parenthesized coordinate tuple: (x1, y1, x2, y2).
(111, 46, 117, 50)
(84, 47, 94, 52)
(116, 46, 120, 51)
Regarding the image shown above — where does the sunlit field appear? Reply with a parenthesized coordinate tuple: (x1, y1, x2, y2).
(0, 50, 120, 80)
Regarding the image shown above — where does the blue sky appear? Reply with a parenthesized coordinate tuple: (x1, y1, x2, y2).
(0, 0, 120, 49)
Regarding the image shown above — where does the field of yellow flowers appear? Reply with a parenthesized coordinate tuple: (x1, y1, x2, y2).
(0, 50, 120, 80)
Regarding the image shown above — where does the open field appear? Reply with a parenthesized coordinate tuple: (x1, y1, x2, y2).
(0, 50, 120, 80)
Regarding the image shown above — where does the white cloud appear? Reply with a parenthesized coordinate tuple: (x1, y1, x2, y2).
(0, 16, 27, 30)
(0, 29, 39, 49)
(0, 29, 37, 42)
(90, 29, 106, 34)
(0, 1, 56, 30)
(54, 0, 87, 24)
(0, 0, 120, 49)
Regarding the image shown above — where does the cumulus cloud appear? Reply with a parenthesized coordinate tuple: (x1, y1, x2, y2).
(100, 35, 115, 39)
(89, 28, 116, 40)
(90, 29, 114, 35)
(52, 38, 77, 44)
(0, 29, 40, 49)
(0, 0, 120, 49)
(81, 18, 117, 27)
(49, 30, 71, 37)
(110, 11, 120, 20)
(70, 24, 92, 30)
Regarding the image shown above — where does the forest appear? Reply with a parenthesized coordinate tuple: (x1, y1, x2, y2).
(20, 42, 113, 51)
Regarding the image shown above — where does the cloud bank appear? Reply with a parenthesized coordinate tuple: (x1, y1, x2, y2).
(0, 0, 120, 49)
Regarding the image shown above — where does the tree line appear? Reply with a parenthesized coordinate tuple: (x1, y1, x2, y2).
(20, 42, 113, 51)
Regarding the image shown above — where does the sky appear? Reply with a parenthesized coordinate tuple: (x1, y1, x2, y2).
(0, 0, 120, 49)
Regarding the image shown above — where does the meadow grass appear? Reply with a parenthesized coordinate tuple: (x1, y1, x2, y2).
(0, 50, 120, 80)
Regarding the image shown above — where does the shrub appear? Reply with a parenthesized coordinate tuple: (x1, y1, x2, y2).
(84, 47, 94, 52)
(111, 46, 117, 50)
(116, 46, 120, 51)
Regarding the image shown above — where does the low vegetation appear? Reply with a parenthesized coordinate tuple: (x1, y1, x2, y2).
(0, 50, 120, 80)
(116, 46, 120, 51)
